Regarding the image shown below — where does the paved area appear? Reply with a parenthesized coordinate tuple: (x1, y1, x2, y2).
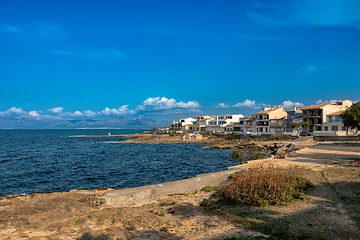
(99, 168, 245, 207)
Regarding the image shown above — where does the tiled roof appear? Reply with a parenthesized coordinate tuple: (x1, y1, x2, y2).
(300, 103, 332, 110)
(255, 108, 282, 114)
(327, 110, 345, 116)
(244, 115, 255, 121)
(271, 117, 285, 121)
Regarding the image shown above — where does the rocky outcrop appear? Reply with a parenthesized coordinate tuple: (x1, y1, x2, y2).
(182, 133, 203, 141)
(269, 143, 297, 159)
(209, 140, 298, 159)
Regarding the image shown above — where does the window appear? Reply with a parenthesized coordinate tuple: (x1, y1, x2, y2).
(332, 126, 338, 131)
(342, 126, 346, 131)
(324, 126, 328, 131)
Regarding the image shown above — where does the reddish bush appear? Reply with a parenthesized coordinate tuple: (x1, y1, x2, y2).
(220, 164, 313, 206)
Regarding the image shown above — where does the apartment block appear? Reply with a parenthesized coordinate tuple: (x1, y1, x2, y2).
(301, 100, 352, 133)
(255, 108, 287, 133)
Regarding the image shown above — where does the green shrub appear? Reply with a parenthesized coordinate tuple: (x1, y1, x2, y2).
(201, 185, 221, 192)
(228, 131, 237, 140)
(169, 132, 175, 137)
(220, 164, 313, 206)
(231, 150, 245, 164)
(231, 146, 267, 164)
(270, 134, 291, 140)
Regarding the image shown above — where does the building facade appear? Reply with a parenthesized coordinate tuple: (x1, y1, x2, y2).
(255, 108, 287, 133)
(301, 100, 352, 133)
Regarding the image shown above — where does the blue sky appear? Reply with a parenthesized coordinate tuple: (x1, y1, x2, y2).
(1, 0, 359, 121)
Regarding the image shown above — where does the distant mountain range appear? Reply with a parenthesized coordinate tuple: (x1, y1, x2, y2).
(0, 116, 171, 129)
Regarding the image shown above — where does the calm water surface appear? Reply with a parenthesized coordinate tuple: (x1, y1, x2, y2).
(0, 129, 236, 196)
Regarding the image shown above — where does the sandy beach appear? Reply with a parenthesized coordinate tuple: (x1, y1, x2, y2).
(1, 136, 360, 239)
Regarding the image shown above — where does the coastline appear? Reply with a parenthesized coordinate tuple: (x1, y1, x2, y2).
(80, 132, 318, 149)
(1, 134, 317, 202)
(2, 139, 360, 239)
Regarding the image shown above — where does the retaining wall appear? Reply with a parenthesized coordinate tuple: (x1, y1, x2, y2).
(314, 135, 360, 141)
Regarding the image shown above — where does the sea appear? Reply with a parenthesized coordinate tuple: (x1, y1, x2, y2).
(0, 129, 237, 197)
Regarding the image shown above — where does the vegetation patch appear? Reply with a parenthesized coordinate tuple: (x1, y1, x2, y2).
(228, 131, 238, 140)
(220, 164, 313, 206)
(231, 146, 268, 164)
(201, 185, 221, 192)
(269, 134, 291, 140)
(200, 167, 330, 239)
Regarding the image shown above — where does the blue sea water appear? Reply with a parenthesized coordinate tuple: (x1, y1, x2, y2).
(0, 129, 237, 196)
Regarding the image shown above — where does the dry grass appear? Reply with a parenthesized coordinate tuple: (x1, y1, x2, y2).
(220, 164, 313, 206)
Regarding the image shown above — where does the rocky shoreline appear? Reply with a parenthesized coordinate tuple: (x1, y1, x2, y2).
(1, 141, 360, 239)
(82, 133, 317, 159)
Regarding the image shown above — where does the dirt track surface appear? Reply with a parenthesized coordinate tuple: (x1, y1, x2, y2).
(1, 142, 360, 239)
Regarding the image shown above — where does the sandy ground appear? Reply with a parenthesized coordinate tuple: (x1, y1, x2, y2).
(1, 140, 360, 239)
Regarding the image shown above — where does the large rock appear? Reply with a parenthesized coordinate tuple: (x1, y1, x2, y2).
(273, 143, 296, 159)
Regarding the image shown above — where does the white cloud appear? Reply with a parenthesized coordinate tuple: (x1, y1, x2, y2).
(281, 100, 305, 109)
(0, 107, 55, 120)
(233, 100, 256, 107)
(175, 101, 200, 108)
(101, 105, 135, 116)
(83, 110, 98, 117)
(0, 107, 28, 116)
(215, 103, 229, 108)
(48, 107, 64, 114)
(316, 99, 338, 105)
(139, 97, 199, 110)
(70, 111, 84, 117)
(29, 110, 41, 117)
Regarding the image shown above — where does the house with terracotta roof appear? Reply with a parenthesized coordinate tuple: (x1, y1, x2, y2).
(170, 117, 196, 133)
(190, 115, 214, 133)
(255, 107, 287, 133)
(322, 110, 346, 133)
(285, 107, 303, 134)
(300, 100, 352, 133)
(243, 115, 256, 133)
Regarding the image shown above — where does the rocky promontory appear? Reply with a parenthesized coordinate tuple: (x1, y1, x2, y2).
(81, 133, 317, 159)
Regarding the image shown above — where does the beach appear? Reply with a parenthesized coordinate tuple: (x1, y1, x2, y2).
(1, 135, 360, 239)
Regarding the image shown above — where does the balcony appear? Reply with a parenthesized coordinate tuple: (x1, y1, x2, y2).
(256, 122, 269, 126)
(270, 123, 284, 128)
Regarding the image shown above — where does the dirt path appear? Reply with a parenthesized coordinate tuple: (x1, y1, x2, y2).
(1, 142, 360, 239)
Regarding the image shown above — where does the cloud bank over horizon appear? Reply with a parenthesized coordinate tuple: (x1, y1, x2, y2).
(0, 97, 203, 121)
(2, 97, 355, 122)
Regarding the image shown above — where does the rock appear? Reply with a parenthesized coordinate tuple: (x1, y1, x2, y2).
(273, 143, 297, 159)
(182, 133, 203, 141)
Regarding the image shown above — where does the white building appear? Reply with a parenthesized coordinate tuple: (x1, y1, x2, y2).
(205, 114, 244, 133)
(190, 115, 214, 133)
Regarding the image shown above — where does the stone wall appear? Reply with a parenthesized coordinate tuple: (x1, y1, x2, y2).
(314, 135, 360, 141)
